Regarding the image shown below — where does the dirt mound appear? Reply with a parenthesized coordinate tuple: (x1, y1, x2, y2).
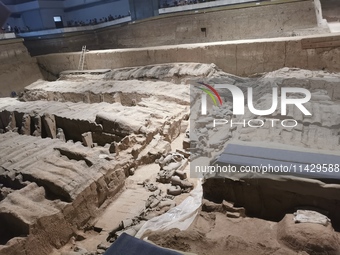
(147, 210, 296, 255)
(147, 204, 340, 255)
(278, 214, 340, 255)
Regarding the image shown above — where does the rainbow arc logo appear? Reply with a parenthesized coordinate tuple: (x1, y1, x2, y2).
(197, 82, 223, 107)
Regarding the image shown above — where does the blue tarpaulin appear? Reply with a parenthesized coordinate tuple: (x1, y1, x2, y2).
(104, 233, 182, 255)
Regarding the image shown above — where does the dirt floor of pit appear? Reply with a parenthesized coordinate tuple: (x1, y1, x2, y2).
(51, 66, 340, 255)
(50, 132, 193, 255)
(1, 63, 340, 255)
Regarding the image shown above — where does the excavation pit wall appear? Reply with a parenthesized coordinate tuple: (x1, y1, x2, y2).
(0, 76, 190, 254)
(0, 109, 184, 150)
(0, 39, 43, 97)
(36, 33, 340, 78)
(203, 176, 340, 230)
(0, 74, 189, 254)
(22, 0, 321, 56)
(0, 39, 339, 254)
(0, 110, 120, 145)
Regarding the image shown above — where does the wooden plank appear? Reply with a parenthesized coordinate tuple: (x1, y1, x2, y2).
(301, 35, 340, 49)
(302, 35, 340, 43)
(302, 40, 340, 49)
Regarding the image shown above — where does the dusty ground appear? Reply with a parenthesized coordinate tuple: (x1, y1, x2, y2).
(0, 40, 43, 98)
(0, 63, 202, 255)
(50, 132, 192, 255)
(55, 66, 340, 255)
(146, 208, 340, 255)
(1, 63, 340, 255)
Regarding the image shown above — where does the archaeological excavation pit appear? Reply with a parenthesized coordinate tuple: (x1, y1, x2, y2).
(1, 0, 340, 254)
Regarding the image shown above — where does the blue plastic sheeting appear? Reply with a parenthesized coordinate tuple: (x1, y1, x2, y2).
(104, 233, 182, 255)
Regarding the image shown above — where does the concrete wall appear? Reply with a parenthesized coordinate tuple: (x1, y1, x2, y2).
(97, 0, 319, 48)
(203, 176, 340, 229)
(23, 0, 320, 56)
(35, 33, 340, 78)
(0, 39, 43, 97)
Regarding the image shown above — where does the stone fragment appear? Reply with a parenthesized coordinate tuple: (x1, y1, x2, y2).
(43, 113, 56, 138)
(180, 120, 188, 134)
(109, 141, 117, 154)
(121, 219, 133, 229)
(20, 113, 31, 135)
(129, 167, 135, 175)
(202, 199, 223, 212)
(222, 200, 246, 217)
(158, 154, 174, 168)
(73, 245, 88, 254)
(56, 128, 66, 142)
(176, 149, 190, 158)
(183, 137, 190, 150)
(115, 228, 137, 238)
(158, 200, 176, 209)
(163, 161, 182, 171)
(32, 115, 42, 137)
(145, 193, 162, 209)
(162, 118, 181, 142)
(226, 212, 241, 218)
(170, 175, 193, 189)
(97, 243, 109, 251)
(143, 182, 158, 192)
(175, 170, 187, 180)
(82, 132, 93, 147)
(157, 169, 176, 183)
(167, 185, 181, 196)
(293, 210, 330, 226)
(5, 112, 16, 132)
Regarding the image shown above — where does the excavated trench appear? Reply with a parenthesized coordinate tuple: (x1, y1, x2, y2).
(0, 110, 121, 145)
(1, 63, 340, 255)
(0, 63, 200, 255)
(0, 212, 29, 243)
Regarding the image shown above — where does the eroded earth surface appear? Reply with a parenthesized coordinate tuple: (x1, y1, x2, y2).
(1, 63, 340, 255)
